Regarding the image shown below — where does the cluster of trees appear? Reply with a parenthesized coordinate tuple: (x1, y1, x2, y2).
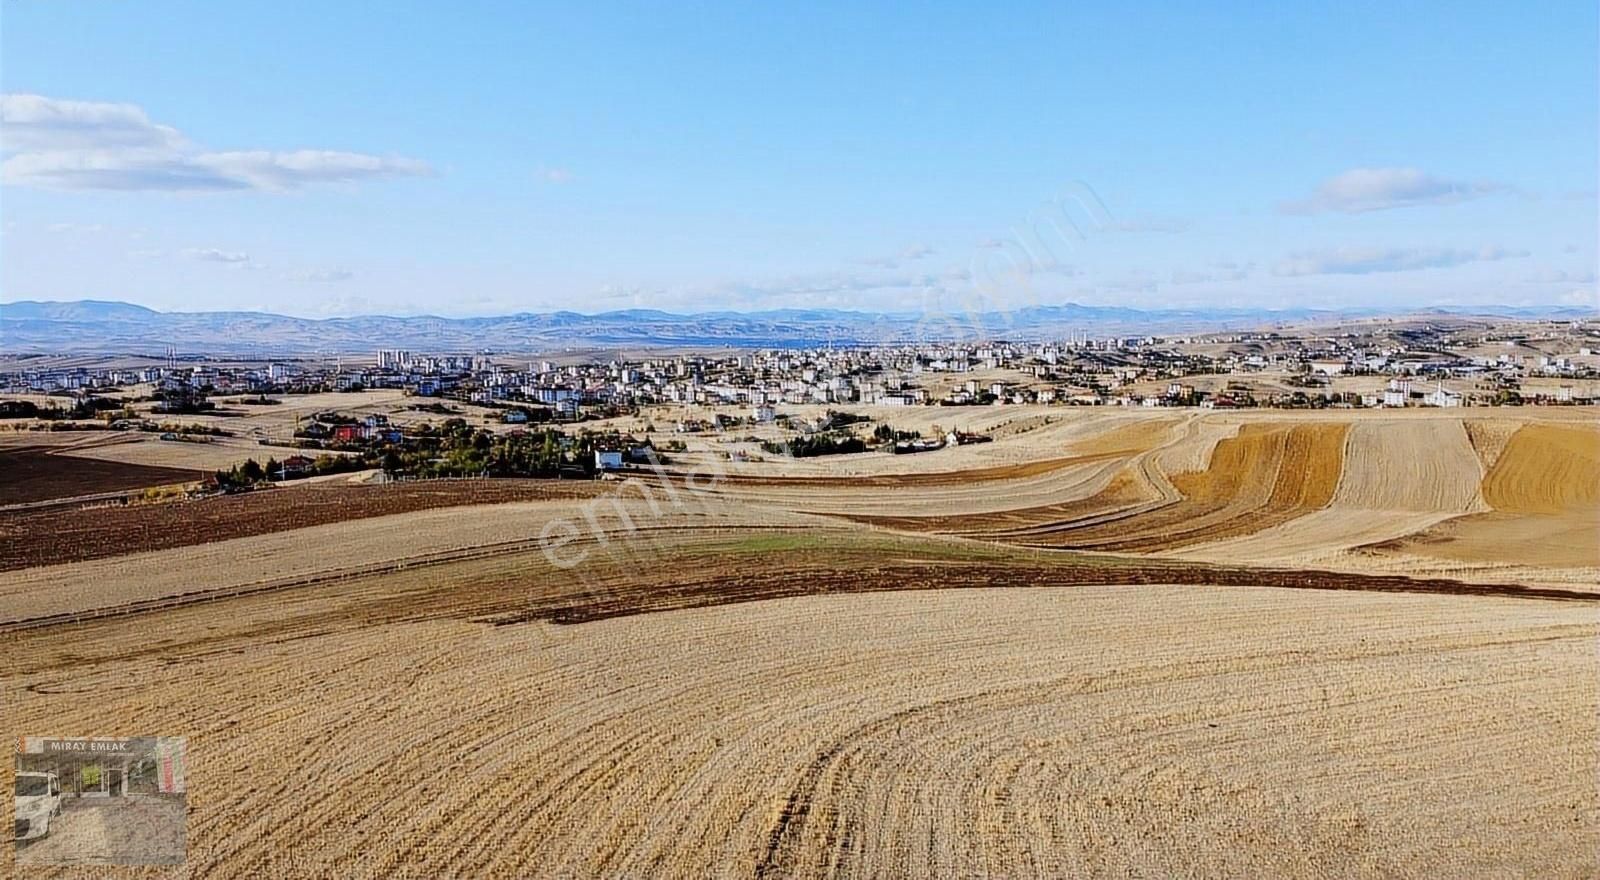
(217, 415, 658, 486)
(377, 419, 648, 478)
(151, 422, 230, 436)
(385, 420, 569, 477)
(0, 397, 125, 420)
(872, 423, 921, 444)
(826, 410, 871, 427)
(213, 453, 371, 490)
(761, 432, 867, 458)
(1266, 391, 1358, 409)
(150, 388, 216, 414)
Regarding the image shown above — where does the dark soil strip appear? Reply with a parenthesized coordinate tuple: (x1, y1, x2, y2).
(0, 449, 203, 507)
(0, 479, 603, 571)
(489, 560, 1597, 629)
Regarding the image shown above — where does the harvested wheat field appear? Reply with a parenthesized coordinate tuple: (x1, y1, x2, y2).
(768, 410, 1600, 588)
(2, 409, 1598, 877)
(1355, 421, 1600, 576)
(1, 527, 1595, 877)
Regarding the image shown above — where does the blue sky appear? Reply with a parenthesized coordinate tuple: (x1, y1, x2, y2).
(1, 1, 1595, 317)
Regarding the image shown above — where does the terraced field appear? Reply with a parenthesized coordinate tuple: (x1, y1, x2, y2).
(2, 408, 1596, 877)
(752, 411, 1600, 587)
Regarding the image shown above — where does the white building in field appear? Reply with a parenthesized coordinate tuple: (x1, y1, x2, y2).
(1423, 383, 1462, 407)
(1383, 377, 1410, 407)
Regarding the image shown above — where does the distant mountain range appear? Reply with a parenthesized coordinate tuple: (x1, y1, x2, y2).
(0, 299, 1592, 355)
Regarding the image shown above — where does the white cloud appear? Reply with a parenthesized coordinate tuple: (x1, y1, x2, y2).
(185, 247, 251, 263)
(1273, 245, 1528, 276)
(284, 268, 354, 283)
(606, 265, 969, 312)
(1, 94, 434, 192)
(306, 293, 395, 315)
(1281, 167, 1505, 214)
(193, 151, 432, 191)
(182, 247, 267, 271)
(1099, 270, 1159, 294)
(0, 93, 184, 152)
(536, 166, 573, 184)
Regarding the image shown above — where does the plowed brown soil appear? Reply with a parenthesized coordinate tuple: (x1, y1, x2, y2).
(0, 447, 203, 505)
(0, 480, 602, 571)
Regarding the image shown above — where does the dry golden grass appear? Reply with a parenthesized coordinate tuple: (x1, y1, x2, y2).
(1328, 420, 1486, 513)
(55, 434, 276, 472)
(1354, 422, 1600, 575)
(1480, 423, 1600, 515)
(1062, 416, 1180, 456)
(1169, 420, 1486, 572)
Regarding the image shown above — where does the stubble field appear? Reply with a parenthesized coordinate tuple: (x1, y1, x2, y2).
(2, 406, 1596, 877)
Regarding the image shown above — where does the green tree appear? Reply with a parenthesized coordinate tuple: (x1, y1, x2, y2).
(239, 459, 265, 483)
